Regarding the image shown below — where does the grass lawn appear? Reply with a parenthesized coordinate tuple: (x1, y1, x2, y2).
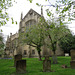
(0, 56, 75, 75)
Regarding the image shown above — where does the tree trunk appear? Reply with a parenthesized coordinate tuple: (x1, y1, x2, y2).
(38, 51, 42, 61)
(28, 45, 31, 58)
(52, 51, 58, 64)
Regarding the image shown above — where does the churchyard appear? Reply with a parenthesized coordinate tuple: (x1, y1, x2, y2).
(0, 56, 75, 75)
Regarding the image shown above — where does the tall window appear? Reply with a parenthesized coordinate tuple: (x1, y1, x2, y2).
(25, 20, 36, 32)
(24, 50, 27, 55)
(32, 50, 35, 55)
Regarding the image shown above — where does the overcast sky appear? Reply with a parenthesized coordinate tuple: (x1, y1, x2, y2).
(1, 0, 75, 41)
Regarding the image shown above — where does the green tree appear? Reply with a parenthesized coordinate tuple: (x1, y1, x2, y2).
(0, 0, 17, 30)
(59, 34, 75, 55)
(42, 18, 71, 64)
(22, 17, 71, 63)
(23, 21, 45, 60)
(0, 0, 12, 26)
(0, 33, 4, 57)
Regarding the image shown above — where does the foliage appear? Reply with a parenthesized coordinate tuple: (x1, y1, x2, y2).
(43, 18, 71, 55)
(23, 25, 43, 49)
(28, 0, 75, 24)
(59, 34, 75, 53)
(22, 18, 46, 60)
(0, 34, 4, 56)
(27, 0, 72, 55)
(0, 0, 17, 31)
(0, 0, 12, 26)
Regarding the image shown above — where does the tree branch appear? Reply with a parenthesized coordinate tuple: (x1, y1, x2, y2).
(27, 43, 36, 47)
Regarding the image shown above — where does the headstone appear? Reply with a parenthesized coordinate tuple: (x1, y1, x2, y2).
(70, 50, 75, 69)
(52, 55, 58, 64)
(70, 61, 75, 69)
(2, 55, 4, 58)
(16, 60, 26, 73)
(43, 55, 51, 72)
(65, 53, 69, 57)
(70, 50, 75, 61)
(14, 54, 22, 67)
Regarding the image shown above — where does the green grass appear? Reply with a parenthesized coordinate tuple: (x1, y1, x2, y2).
(0, 56, 75, 75)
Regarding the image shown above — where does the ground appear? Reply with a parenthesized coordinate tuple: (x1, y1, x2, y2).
(0, 56, 75, 75)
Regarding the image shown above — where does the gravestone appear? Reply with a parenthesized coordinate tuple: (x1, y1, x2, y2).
(14, 54, 22, 67)
(70, 50, 75, 69)
(70, 50, 75, 61)
(52, 55, 58, 64)
(16, 60, 26, 73)
(65, 53, 69, 57)
(43, 55, 51, 72)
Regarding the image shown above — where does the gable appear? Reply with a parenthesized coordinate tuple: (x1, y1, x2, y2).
(23, 9, 41, 21)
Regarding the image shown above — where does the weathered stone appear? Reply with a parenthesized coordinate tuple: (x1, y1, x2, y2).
(70, 50, 75, 69)
(52, 55, 58, 64)
(65, 53, 69, 57)
(43, 56, 51, 72)
(14, 54, 22, 67)
(70, 61, 75, 69)
(70, 50, 75, 61)
(16, 60, 26, 73)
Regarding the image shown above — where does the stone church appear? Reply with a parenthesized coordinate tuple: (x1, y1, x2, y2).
(5, 8, 64, 57)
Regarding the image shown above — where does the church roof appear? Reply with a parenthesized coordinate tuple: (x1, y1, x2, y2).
(23, 9, 41, 20)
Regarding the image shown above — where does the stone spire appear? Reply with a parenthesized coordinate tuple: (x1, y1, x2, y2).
(41, 6, 43, 16)
(10, 33, 12, 36)
(20, 12, 23, 21)
(7, 35, 9, 40)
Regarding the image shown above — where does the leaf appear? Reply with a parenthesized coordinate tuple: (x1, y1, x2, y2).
(56, 5, 58, 11)
(6, 18, 9, 21)
(15, 21, 17, 24)
(29, 0, 32, 3)
(60, 22, 63, 25)
(12, 21, 14, 24)
(11, 17, 14, 24)
(4, 21, 7, 25)
(36, 3, 40, 6)
(0, 10, 2, 13)
(73, 5, 75, 9)
(5, 12, 8, 15)
(1, 3, 3, 8)
(1, 29, 3, 32)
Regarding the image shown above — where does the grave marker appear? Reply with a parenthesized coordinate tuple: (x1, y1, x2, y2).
(14, 54, 22, 67)
(70, 50, 75, 69)
(43, 55, 51, 72)
(16, 60, 26, 73)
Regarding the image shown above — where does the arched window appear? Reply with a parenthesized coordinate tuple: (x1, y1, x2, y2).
(25, 20, 36, 32)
